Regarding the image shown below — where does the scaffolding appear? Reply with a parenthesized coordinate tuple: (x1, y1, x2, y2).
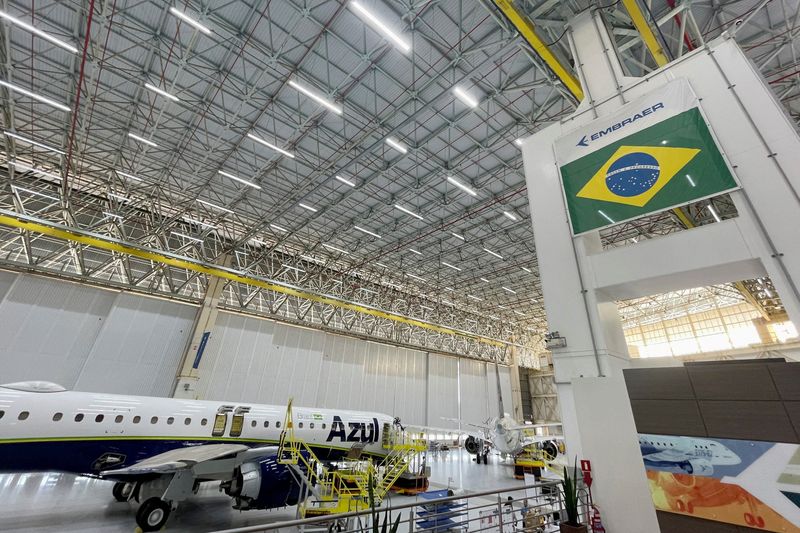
(277, 400, 427, 518)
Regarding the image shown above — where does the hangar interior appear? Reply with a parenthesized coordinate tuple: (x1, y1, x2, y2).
(1, 1, 800, 533)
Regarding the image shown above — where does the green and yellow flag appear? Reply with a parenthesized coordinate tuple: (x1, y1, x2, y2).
(559, 108, 737, 234)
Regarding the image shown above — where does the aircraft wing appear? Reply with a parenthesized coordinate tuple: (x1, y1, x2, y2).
(101, 443, 254, 476)
(642, 449, 688, 463)
(507, 422, 562, 432)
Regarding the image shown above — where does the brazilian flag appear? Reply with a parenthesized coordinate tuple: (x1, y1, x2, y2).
(560, 108, 738, 234)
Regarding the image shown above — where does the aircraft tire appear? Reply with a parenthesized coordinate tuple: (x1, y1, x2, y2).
(112, 482, 129, 502)
(136, 497, 171, 532)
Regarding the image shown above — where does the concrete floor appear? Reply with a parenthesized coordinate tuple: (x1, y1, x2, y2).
(0, 450, 526, 533)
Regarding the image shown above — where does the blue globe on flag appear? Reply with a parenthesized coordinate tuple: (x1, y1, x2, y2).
(605, 152, 660, 197)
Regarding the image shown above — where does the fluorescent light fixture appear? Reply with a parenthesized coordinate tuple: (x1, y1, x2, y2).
(407, 273, 426, 282)
(686, 174, 696, 187)
(502, 286, 517, 294)
(335, 175, 355, 187)
(385, 137, 407, 154)
(4, 131, 64, 154)
(707, 204, 722, 223)
(298, 202, 318, 212)
(172, 231, 204, 243)
(183, 216, 216, 229)
(394, 204, 423, 220)
(144, 82, 179, 102)
(514, 138, 523, 146)
(386, 282, 401, 289)
(764, 288, 774, 298)
(503, 210, 518, 221)
(453, 87, 479, 108)
(128, 132, 157, 147)
(376, 262, 389, 268)
(441, 261, 461, 271)
(300, 254, 317, 262)
(12, 185, 58, 202)
(442, 299, 454, 305)
(445, 287, 454, 291)
(0, 10, 78, 53)
(197, 199, 233, 213)
(0, 80, 70, 111)
(218, 170, 261, 190)
(169, 7, 212, 35)
(450, 232, 465, 241)
(323, 243, 349, 255)
(597, 210, 615, 224)
(288, 80, 342, 114)
(446, 176, 477, 197)
(282, 264, 305, 273)
(247, 133, 295, 158)
(10, 161, 61, 181)
(467, 294, 482, 301)
(498, 304, 508, 310)
(117, 170, 143, 182)
(521, 266, 532, 273)
(107, 192, 129, 202)
(484, 248, 503, 260)
(408, 248, 422, 256)
(489, 315, 499, 321)
(354, 226, 381, 238)
(480, 277, 490, 283)
(514, 310, 525, 316)
(103, 211, 123, 220)
(270, 223, 288, 232)
(349, 1, 411, 53)
(660, 140, 668, 145)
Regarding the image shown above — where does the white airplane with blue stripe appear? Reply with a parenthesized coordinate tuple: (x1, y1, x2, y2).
(0, 381, 397, 531)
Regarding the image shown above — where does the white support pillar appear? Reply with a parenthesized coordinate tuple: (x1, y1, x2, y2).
(173, 254, 231, 399)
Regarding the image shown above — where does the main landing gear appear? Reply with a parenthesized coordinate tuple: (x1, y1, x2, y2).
(136, 497, 171, 531)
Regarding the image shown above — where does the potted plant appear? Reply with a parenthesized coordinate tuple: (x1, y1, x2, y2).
(559, 460, 588, 533)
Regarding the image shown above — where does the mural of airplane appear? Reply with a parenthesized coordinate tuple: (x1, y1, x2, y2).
(0, 381, 397, 531)
(639, 434, 741, 476)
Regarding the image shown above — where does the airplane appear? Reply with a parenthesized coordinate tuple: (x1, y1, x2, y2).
(0, 380, 399, 531)
(638, 434, 741, 476)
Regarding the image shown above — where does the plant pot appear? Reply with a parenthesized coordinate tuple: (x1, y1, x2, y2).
(559, 523, 588, 533)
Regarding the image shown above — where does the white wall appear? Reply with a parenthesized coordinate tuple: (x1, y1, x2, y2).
(0, 270, 197, 396)
(195, 311, 513, 427)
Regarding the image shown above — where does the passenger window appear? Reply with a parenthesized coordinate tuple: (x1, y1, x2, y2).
(212, 414, 227, 437)
(18, 411, 29, 421)
(276, 421, 281, 428)
(201, 418, 208, 426)
(230, 414, 244, 437)
(53, 413, 63, 422)
(115, 415, 123, 423)
(0, 410, 4, 419)
(167, 417, 174, 425)
(133, 416, 141, 424)
(298, 422, 304, 429)
(75, 413, 84, 422)
(310, 423, 315, 429)
(95, 414, 104, 423)
(151, 416, 158, 424)
(184, 418, 191, 425)
(322, 423, 326, 429)
(264, 421, 270, 428)
(251, 420, 257, 428)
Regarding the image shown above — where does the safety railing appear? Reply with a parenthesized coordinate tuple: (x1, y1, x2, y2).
(210, 480, 593, 533)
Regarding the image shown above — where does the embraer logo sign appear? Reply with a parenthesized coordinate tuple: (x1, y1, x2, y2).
(326, 416, 380, 443)
(576, 102, 665, 147)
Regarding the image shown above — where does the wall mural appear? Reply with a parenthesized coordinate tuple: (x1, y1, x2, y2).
(638, 433, 800, 531)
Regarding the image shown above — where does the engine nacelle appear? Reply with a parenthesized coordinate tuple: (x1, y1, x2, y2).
(223, 453, 306, 510)
(684, 459, 713, 477)
(464, 436, 484, 455)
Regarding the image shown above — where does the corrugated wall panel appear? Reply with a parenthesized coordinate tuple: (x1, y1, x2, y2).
(427, 353, 459, 429)
(0, 273, 115, 387)
(460, 359, 490, 425)
(76, 293, 197, 396)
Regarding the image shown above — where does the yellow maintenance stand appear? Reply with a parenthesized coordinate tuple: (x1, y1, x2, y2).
(277, 400, 426, 518)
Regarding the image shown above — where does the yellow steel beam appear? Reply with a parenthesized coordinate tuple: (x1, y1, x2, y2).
(621, 0, 670, 67)
(0, 212, 505, 347)
(492, 0, 584, 102)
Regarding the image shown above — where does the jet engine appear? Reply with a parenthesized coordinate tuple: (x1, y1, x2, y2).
(682, 459, 713, 477)
(223, 454, 306, 510)
(464, 436, 483, 455)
